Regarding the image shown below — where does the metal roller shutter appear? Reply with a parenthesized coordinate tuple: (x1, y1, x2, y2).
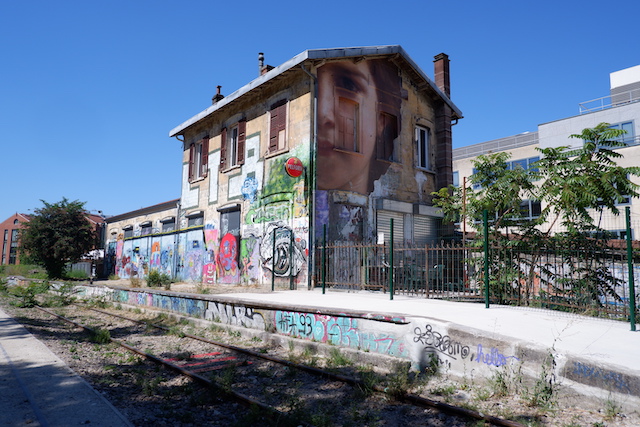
(376, 210, 404, 245)
(414, 215, 439, 247)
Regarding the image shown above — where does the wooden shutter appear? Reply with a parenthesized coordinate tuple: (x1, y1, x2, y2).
(201, 138, 209, 178)
(269, 101, 286, 152)
(188, 143, 195, 182)
(237, 120, 246, 165)
(219, 128, 227, 170)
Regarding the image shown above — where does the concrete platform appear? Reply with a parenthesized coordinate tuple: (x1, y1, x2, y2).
(0, 307, 132, 427)
(95, 284, 640, 411)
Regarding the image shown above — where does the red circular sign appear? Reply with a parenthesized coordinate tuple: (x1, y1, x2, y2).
(285, 157, 304, 178)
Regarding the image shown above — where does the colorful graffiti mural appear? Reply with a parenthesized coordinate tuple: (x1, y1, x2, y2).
(275, 311, 407, 357)
(217, 233, 240, 283)
(260, 223, 306, 277)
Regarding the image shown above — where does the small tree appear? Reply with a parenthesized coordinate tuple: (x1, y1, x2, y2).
(19, 198, 98, 279)
(434, 123, 640, 306)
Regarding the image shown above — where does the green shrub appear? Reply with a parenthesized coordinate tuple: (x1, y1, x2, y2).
(64, 269, 89, 280)
(146, 270, 172, 289)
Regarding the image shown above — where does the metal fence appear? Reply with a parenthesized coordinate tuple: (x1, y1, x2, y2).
(313, 214, 639, 329)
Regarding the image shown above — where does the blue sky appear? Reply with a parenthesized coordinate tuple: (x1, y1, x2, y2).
(1, 0, 639, 221)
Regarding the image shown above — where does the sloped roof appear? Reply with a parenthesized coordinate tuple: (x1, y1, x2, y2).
(169, 45, 463, 137)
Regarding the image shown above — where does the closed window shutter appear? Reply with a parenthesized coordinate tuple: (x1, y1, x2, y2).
(219, 128, 227, 170)
(201, 138, 209, 178)
(237, 120, 246, 165)
(188, 143, 195, 182)
(269, 102, 286, 152)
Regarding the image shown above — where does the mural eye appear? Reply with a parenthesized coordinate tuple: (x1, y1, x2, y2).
(337, 75, 359, 92)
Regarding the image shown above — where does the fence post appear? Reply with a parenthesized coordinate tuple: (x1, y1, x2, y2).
(483, 209, 490, 308)
(322, 224, 326, 294)
(271, 230, 275, 292)
(625, 207, 636, 331)
(289, 230, 295, 290)
(389, 218, 394, 300)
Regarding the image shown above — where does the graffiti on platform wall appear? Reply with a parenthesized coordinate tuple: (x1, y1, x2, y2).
(112, 289, 207, 319)
(260, 223, 306, 277)
(275, 311, 407, 357)
(413, 324, 519, 369)
(205, 301, 266, 330)
(567, 361, 632, 394)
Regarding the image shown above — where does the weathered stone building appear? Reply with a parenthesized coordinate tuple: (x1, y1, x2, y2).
(112, 46, 463, 286)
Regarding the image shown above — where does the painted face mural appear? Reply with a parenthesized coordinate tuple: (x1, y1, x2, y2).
(316, 59, 402, 195)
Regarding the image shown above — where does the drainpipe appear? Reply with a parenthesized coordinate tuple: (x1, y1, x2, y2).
(301, 64, 317, 291)
(172, 134, 185, 281)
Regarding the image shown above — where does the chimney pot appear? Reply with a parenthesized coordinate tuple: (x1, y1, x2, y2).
(212, 85, 224, 104)
(258, 52, 264, 75)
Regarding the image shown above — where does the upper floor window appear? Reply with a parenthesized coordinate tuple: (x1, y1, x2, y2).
(472, 156, 540, 190)
(519, 199, 542, 220)
(269, 100, 287, 153)
(187, 213, 204, 228)
(188, 138, 209, 183)
(336, 97, 359, 152)
(161, 217, 175, 232)
(377, 112, 398, 162)
(123, 226, 133, 239)
(452, 171, 460, 187)
(415, 126, 430, 169)
(609, 121, 635, 146)
(220, 121, 246, 170)
(140, 222, 152, 236)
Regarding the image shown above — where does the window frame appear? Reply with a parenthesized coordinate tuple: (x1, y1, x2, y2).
(220, 120, 246, 171)
(335, 97, 360, 152)
(415, 125, 430, 170)
(268, 100, 288, 154)
(188, 137, 209, 183)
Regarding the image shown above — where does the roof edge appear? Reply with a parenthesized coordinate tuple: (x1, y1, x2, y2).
(169, 45, 462, 138)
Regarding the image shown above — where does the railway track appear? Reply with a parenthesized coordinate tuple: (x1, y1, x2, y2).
(32, 303, 524, 427)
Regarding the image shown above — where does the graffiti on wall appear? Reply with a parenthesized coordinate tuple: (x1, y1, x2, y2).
(413, 324, 519, 369)
(203, 223, 219, 284)
(240, 234, 261, 283)
(260, 223, 306, 277)
(205, 301, 266, 330)
(217, 233, 240, 283)
(567, 361, 633, 394)
(275, 311, 407, 357)
(337, 205, 363, 241)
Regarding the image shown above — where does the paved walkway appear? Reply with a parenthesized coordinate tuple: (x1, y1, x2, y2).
(0, 308, 132, 427)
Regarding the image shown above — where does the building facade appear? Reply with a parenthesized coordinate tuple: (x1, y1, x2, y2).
(0, 213, 30, 265)
(104, 199, 180, 279)
(453, 64, 640, 237)
(146, 46, 462, 287)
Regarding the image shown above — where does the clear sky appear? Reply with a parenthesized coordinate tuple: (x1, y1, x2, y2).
(1, 0, 639, 221)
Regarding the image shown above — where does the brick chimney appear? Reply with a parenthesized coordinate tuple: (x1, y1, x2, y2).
(433, 53, 450, 97)
(212, 85, 224, 104)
